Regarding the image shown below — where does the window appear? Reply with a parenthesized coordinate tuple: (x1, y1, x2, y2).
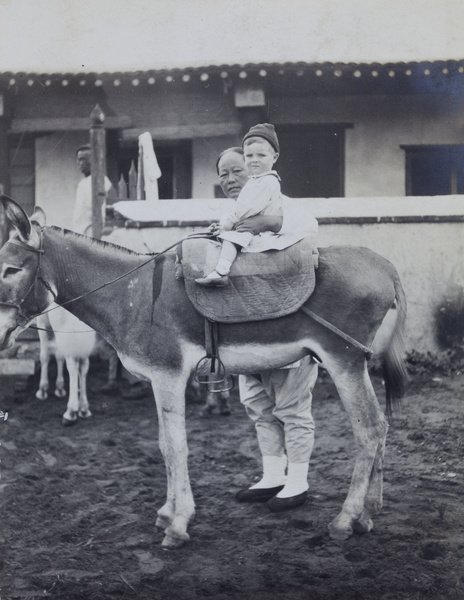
(276, 125, 348, 198)
(113, 139, 192, 199)
(402, 145, 464, 196)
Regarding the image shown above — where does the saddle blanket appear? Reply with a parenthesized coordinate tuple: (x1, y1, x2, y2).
(178, 236, 317, 323)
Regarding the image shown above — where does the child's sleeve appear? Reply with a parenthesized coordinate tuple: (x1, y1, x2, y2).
(219, 177, 280, 230)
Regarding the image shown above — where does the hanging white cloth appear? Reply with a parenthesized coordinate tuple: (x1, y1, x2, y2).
(137, 132, 162, 201)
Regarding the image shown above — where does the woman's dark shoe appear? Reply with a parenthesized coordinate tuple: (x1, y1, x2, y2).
(267, 491, 308, 512)
(235, 485, 284, 503)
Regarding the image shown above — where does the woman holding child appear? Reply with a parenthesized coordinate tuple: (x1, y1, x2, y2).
(196, 124, 284, 287)
(209, 125, 319, 511)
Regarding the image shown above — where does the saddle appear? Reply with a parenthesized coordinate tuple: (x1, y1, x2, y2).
(177, 236, 317, 323)
(176, 235, 318, 391)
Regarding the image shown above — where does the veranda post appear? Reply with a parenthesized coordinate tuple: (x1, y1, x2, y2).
(90, 104, 106, 240)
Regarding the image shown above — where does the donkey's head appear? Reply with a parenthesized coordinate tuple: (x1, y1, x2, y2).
(0, 196, 53, 350)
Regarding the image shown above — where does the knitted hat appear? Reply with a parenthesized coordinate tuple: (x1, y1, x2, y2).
(242, 123, 280, 153)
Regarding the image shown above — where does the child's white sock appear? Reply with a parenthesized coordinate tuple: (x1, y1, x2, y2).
(250, 455, 287, 489)
(215, 258, 233, 276)
(276, 462, 309, 497)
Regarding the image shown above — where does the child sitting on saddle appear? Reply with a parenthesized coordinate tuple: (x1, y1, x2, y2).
(195, 123, 283, 287)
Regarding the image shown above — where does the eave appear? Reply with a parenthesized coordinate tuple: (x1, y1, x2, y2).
(1, 60, 463, 96)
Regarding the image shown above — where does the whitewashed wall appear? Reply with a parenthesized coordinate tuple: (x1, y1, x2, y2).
(106, 195, 464, 357)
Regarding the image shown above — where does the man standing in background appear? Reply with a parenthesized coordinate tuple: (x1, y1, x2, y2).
(73, 145, 114, 236)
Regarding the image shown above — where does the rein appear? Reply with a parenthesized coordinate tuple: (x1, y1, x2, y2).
(1, 229, 214, 333)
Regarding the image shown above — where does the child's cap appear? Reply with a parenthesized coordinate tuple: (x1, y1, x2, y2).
(242, 123, 280, 153)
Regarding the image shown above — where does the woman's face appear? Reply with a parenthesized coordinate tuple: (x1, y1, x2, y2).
(217, 151, 250, 199)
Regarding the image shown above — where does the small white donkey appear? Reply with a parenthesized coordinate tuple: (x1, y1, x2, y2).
(36, 304, 96, 425)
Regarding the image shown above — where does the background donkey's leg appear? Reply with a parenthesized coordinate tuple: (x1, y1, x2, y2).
(36, 324, 51, 400)
(77, 357, 92, 419)
(54, 353, 66, 398)
(62, 357, 80, 426)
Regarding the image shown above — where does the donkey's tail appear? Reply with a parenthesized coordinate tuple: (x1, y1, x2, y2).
(383, 274, 409, 416)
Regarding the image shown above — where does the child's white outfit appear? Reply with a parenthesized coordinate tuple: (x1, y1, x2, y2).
(218, 170, 283, 250)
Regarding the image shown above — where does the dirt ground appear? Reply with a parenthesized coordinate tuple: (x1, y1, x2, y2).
(1, 359, 463, 600)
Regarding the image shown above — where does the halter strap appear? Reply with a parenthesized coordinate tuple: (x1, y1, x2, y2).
(7, 238, 44, 254)
(0, 229, 49, 326)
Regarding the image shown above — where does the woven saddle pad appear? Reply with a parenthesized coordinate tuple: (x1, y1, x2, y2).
(177, 236, 317, 323)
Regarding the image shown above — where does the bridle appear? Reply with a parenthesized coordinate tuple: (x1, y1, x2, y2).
(0, 229, 57, 328)
(0, 228, 214, 332)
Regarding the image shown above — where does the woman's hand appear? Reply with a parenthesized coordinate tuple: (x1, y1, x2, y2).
(234, 215, 283, 234)
(207, 222, 221, 235)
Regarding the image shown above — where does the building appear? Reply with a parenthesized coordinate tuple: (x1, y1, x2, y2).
(0, 59, 463, 358)
(1, 60, 464, 215)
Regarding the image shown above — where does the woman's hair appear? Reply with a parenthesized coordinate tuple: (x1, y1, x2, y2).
(216, 147, 244, 174)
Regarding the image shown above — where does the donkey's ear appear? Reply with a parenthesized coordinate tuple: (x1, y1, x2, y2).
(30, 206, 46, 228)
(1, 195, 32, 242)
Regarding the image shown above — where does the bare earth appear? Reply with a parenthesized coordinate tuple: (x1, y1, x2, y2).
(1, 361, 463, 600)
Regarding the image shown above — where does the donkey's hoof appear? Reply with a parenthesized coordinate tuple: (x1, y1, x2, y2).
(78, 410, 92, 419)
(156, 514, 172, 530)
(62, 414, 77, 426)
(161, 528, 189, 549)
(353, 517, 374, 535)
(54, 388, 66, 398)
(328, 521, 353, 541)
(36, 389, 48, 400)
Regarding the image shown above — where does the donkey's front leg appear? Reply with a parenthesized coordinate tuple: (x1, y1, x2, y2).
(152, 372, 195, 548)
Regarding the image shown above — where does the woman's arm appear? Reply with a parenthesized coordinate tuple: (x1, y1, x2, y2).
(234, 214, 283, 234)
(220, 176, 280, 230)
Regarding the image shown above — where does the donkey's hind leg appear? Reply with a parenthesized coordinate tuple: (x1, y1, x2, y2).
(353, 435, 386, 535)
(325, 357, 388, 540)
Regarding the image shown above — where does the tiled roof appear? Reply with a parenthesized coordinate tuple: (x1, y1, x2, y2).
(1, 60, 463, 88)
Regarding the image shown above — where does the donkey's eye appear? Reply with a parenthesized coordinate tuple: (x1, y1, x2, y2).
(3, 266, 22, 277)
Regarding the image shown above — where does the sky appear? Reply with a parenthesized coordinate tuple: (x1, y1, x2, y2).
(0, 0, 463, 74)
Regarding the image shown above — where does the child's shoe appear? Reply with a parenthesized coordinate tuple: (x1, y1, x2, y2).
(195, 270, 230, 287)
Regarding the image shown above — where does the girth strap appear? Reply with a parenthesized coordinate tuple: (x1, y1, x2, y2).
(300, 305, 374, 360)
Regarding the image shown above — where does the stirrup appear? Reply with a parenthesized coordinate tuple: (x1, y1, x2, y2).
(194, 356, 234, 393)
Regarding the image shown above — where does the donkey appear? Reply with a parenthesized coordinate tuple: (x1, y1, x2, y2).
(0, 196, 407, 548)
(35, 305, 96, 423)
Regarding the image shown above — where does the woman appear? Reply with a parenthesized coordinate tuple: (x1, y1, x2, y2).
(216, 147, 319, 512)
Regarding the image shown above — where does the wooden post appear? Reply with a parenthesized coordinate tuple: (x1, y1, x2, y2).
(0, 92, 10, 247)
(118, 174, 128, 199)
(136, 148, 144, 199)
(90, 104, 106, 240)
(128, 160, 137, 199)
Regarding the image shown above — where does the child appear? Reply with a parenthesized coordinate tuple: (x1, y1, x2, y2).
(195, 123, 283, 287)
